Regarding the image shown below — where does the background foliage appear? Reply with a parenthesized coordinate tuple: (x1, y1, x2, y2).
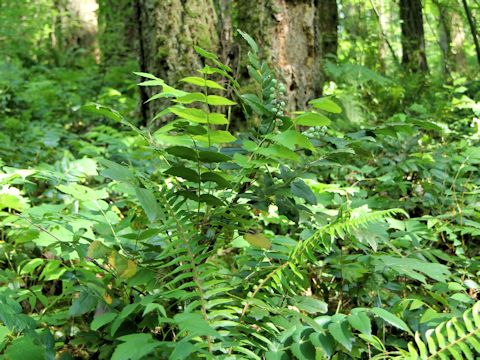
(0, 0, 480, 359)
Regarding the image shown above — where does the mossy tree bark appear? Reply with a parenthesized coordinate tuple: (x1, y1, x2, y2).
(236, 0, 328, 109)
(138, 0, 220, 122)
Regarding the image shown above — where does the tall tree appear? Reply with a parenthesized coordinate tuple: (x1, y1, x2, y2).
(318, 0, 339, 83)
(450, 9, 468, 71)
(237, 0, 332, 109)
(318, 0, 339, 61)
(136, 0, 220, 123)
(461, 0, 480, 65)
(435, 0, 467, 74)
(399, 0, 428, 72)
(97, 0, 136, 65)
(369, 0, 400, 72)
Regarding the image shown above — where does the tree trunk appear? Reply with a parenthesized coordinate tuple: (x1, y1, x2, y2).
(137, 0, 220, 122)
(97, 0, 136, 65)
(461, 0, 480, 65)
(435, 0, 451, 75)
(318, 0, 339, 83)
(237, 0, 328, 109)
(399, 0, 428, 72)
(450, 10, 468, 71)
(63, 0, 99, 59)
(318, 0, 338, 61)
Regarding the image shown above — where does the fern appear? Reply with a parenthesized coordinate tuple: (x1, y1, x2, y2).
(291, 207, 407, 259)
(402, 301, 480, 360)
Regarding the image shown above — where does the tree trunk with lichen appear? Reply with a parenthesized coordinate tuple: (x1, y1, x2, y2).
(236, 0, 325, 110)
(137, 0, 220, 122)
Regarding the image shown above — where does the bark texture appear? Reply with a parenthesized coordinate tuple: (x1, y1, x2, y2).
(138, 0, 220, 119)
(399, 0, 428, 72)
(237, 0, 325, 109)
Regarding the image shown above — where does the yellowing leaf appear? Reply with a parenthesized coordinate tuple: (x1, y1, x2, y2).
(87, 241, 111, 259)
(244, 233, 271, 249)
(108, 252, 137, 279)
(121, 260, 137, 279)
(103, 293, 113, 305)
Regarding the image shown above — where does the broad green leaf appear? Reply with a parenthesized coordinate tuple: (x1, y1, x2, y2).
(201, 172, 231, 188)
(272, 130, 314, 151)
(275, 195, 299, 223)
(99, 159, 136, 183)
(87, 240, 111, 259)
(450, 293, 473, 303)
(295, 112, 331, 127)
(133, 71, 160, 80)
(4, 336, 46, 360)
(170, 106, 228, 125)
(378, 255, 450, 283)
(110, 303, 139, 336)
(174, 312, 219, 337)
(69, 289, 98, 317)
(57, 183, 108, 201)
(0, 325, 9, 346)
(166, 146, 198, 161)
(198, 194, 224, 206)
(134, 187, 159, 223)
(293, 296, 328, 314)
(91, 312, 117, 331)
(407, 118, 442, 131)
(206, 95, 236, 106)
(164, 166, 200, 182)
(198, 150, 231, 163)
(371, 307, 412, 334)
(82, 103, 123, 122)
(194, 130, 236, 144)
(194, 46, 218, 60)
(180, 76, 225, 90)
(238, 29, 259, 53)
(0, 296, 36, 332)
(291, 179, 317, 205)
(0, 185, 29, 211)
(309, 332, 335, 357)
(327, 321, 354, 351)
(309, 97, 342, 113)
(258, 144, 300, 162)
(20, 259, 44, 275)
(348, 312, 372, 337)
(170, 339, 195, 360)
(111, 334, 160, 360)
(241, 93, 268, 115)
(244, 233, 271, 249)
(173, 92, 206, 104)
(138, 79, 165, 86)
(291, 338, 315, 360)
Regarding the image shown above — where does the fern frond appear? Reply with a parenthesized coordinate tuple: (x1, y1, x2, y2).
(291, 208, 406, 259)
(403, 301, 480, 359)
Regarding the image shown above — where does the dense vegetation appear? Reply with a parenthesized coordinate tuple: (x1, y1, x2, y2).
(1, 0, 480, 359)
